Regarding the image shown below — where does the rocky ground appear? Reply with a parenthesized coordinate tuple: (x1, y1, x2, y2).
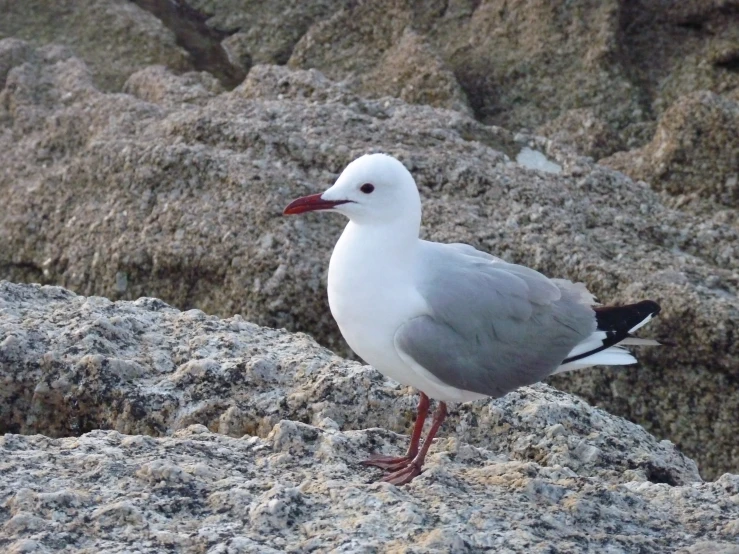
(1, 281, 738, 553)
(0, 0, 736, 500)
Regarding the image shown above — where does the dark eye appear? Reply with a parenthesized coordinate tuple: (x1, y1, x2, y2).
(360, 183, 375, 194)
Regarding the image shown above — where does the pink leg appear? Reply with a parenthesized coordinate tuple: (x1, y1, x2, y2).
(382, 401, 447, 486)
(361, 392, 430, 471)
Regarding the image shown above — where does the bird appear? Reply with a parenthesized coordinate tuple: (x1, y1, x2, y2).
(283, 153, 661, 485)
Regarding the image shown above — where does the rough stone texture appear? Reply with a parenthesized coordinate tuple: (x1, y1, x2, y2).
(535, 108, 625, 161)
(601, 91, 739, 208)
(0, 281, 699, 483)
(122, 65, 224, 107)
(349, 27, 472, 115)
(287, 0, 739, 152)
(289, 5, 472, 114)
(0, 0, 193, 91)
(622, 0, 739, 115)
(289, 0, 635, 143)
(0, 48, 738, 478)
(195, 0, 739, 198)
(2, 280, 739, 553)
(188, 0, 344, 66)
(1, 0, 736, 191)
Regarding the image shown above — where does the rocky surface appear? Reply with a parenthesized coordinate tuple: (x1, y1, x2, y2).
(195, 0, 739, 205)
(2, 280, 738, 553)
(188, 0, 344, 67)
(0, 0, 194, 91)
(6, 0, 736, 154)
(602, 91, 739, 208)
(0, 43, 738, 478)
(196, 0, 738, 154)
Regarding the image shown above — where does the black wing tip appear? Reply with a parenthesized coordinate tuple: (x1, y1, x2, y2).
(633, 299, 661, 317)
(594, 299, 661, 336)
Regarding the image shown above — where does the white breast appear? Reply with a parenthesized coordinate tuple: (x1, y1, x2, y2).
(327, 223, 426, 385)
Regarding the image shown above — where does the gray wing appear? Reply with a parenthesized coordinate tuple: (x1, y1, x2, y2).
(395, 242, 596, 398)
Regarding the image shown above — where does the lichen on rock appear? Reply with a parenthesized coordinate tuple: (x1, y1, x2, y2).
(1, 281, 737, 552)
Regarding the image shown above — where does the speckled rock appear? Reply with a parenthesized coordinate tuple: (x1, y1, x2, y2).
(186, 0, 739, 150)
(535, 108, 625, 161)
(2, 281, 738, 553)
(344, 27, 472, 115)
(0, 281, 700, 484)
(0, 52, 738, 478)
(287, 0, 739, 153)
(601, 91, 739, 207)
(188, 0, 344, 66)
(289, 6, 471, 114)
(1, 430, 737, 554)
(122, 65, 224, 107)
(0, 1, 193, 90)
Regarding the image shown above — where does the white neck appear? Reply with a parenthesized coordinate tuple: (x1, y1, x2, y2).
(328, 217, 420, 303)
(341, 216, 418, 262)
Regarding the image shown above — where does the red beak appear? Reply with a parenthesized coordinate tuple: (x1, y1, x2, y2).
(283, 193, 351, 215)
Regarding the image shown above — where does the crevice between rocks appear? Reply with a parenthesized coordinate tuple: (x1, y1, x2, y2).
(129, 0, 246, 88)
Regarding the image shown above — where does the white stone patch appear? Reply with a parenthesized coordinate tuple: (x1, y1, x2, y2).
(516, 146, 562, 174)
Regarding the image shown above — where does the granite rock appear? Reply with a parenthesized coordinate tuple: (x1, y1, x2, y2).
(196, 0, 739, 195)
(188, 0, 344, 66)
(601, 91, 739, 208)
(2, 280, 737, 553)
(535, 108, 625, 161)
(0, 0, 193, 91)
(286, 0, 738, 153)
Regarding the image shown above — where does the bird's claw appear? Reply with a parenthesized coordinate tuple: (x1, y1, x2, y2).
(380, 462, 422, 485)
(362, 454, 424, 484)
(361, 454, 415, 472)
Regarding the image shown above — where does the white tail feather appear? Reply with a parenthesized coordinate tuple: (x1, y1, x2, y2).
(564, 331, 607, 358)
(554, 346, 637, 374)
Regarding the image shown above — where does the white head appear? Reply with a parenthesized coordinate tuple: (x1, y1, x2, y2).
(284, 153, 422, 231)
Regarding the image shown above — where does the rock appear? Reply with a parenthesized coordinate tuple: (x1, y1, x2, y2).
(289, 9, 472, 114)
(1, 430, 735, 553)
(535, 108, 625, 161)
(0, 0, 193, 91)
(350, 28, 472, 115)
(5, 0, 734, 161)
(2, 280, 738, 552)
(290, 0, 637, 138)
(0, 38, 35, 90)
(624, 0, 739, 115)
(0, 50, 738, 478)
(188, 0, 345, 66)
(601, 91, 739, 208)
(185, 0, 739, 150)
(286, 0, 739, 154)
(122, 65, 224, 107)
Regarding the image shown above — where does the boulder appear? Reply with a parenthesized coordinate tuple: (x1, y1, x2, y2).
(535, 108, 625, 161)
(601, 91, 739, 208)
(0, 49, 737, 479)
(2, 280, 738, 552)
(0, 0, 193, 91)
(196, 0, 739, 196)
(288, 0, 737, 154)
(188, 0, 345, 66)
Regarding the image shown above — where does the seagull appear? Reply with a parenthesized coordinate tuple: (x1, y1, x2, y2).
(284, 153, 661, 485)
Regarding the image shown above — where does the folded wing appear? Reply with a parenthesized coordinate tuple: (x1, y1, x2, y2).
(394, 242, 597, 398)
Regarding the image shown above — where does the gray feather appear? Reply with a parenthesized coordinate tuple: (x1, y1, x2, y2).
(395, 241, 596, 398)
